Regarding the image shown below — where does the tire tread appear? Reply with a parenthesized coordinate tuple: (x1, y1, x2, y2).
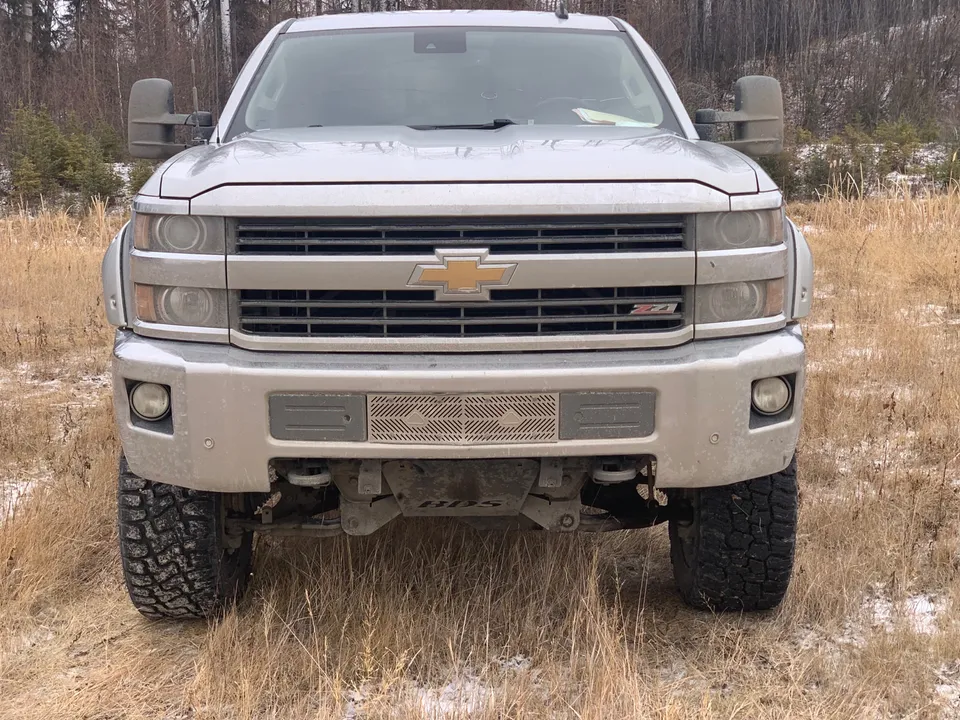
(670, 458, 798, 612)
(117, 456, 251, 619)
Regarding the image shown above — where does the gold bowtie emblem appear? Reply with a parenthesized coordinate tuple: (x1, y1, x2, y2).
(409, 250, 517, 301)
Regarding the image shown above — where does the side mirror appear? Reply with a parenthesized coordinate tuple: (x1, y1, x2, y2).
(694, 76, 784, 158)
(128, 79, 213, 159)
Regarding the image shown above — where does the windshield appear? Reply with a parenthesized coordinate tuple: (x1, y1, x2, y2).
(226, 27, 682, 139)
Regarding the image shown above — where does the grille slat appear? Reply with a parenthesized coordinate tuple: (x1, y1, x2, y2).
(237, 295, 686, 310)
(241, 314, 686, 327)
(238, 287, 686, 338)
(235, 216, 687, 256)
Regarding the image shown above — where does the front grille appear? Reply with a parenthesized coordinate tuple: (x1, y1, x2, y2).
(367, 393, 559, 444)
(234, 216, 687, 256)
(237, 287, 686, 338)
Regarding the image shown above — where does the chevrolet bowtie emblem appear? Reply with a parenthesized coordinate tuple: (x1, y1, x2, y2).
(408, 249, 517, 301)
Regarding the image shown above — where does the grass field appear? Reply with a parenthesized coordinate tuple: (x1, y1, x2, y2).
(0, 197, 958, 719)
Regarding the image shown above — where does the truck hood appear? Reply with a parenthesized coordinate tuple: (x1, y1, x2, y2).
(158, 126, 761, 199)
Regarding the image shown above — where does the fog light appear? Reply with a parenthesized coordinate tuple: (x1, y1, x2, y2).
(751, 377, 791, 416)
(130, 382, 170, 421)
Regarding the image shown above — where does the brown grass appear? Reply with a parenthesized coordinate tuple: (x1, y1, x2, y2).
(0, 196, 958, 719)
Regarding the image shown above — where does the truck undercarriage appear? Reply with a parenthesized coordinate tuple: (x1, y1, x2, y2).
(237, 455, 674, 538)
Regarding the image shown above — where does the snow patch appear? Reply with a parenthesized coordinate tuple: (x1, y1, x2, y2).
(814, 283, 836, 300)
(936, 662, 960, 718)
(811, 432, 923, 479)
(343, 677, 494, 719)
(839, 382, 915, 404)
(343, 654, 539, 720)
(1, 466, 52, 522)
(795, 588, 952, 659)
(866, 592, 946, 635)
(838, 588, 951, 646)
(112, 162, 133, 187)
(343, 660, 537, 719)
(499, 655, 532, 672)
(0, 359, 111, 404)
(412, 678, 492, 717)
(898, 304, 960, 327)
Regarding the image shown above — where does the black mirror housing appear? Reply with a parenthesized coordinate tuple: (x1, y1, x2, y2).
(185, 111, 215, 128)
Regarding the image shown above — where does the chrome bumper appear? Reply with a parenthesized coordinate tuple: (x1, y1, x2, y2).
(112, 326, 806, 493)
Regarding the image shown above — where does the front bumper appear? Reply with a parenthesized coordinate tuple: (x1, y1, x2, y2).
(112, 326, 806, 493)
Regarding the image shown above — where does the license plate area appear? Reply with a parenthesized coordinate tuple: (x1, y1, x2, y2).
(383, 459, 540, 516)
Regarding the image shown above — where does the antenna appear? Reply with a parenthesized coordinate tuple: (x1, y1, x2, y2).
(191, 57, 201, 143)
(555, 0, 568, 20)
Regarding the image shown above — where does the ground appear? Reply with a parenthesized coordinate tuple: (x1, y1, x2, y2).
(0, 195, 958, 719)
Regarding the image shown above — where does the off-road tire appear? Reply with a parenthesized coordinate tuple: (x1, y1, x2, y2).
(668, 456, 798, 612)
(117, 455, 254, 619)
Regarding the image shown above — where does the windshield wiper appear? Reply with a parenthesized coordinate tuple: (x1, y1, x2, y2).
(409, 119, 518, 130)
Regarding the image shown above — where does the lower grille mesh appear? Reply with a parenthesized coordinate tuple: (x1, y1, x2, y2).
(368, 393, 559, 445)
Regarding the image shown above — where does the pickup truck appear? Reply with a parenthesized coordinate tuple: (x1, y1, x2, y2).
(102, 9, 814, 619)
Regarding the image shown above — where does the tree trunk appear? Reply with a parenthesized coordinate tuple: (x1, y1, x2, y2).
(220, 0, 233, 79)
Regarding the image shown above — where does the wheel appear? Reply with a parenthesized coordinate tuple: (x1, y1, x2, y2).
(117, 455, 254, 619)
(667, 456, 798, 612)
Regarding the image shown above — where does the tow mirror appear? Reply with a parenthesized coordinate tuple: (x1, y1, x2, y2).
(694, 76, 784, 158)
(128, 79, 213, 160)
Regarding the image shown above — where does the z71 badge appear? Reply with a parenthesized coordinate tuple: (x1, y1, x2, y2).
(630, 302, 679, 315)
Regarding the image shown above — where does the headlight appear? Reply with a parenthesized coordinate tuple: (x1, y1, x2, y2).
(133, 214, 225, 254)
(135, 285, 227, 327)
(697, 209, 783, 251)
(696, 279, 784, 324)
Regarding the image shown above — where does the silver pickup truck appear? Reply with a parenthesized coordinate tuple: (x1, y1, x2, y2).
(102, 9, 813, 619)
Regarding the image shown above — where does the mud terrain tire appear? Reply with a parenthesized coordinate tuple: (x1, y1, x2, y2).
(668, 456, 798, 612)
(117, 455, 253, 619)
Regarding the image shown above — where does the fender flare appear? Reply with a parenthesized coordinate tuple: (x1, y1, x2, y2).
(102, 220, 131, 327)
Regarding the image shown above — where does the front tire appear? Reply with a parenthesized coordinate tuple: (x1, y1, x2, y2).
(668, 456, 798, 612)
(117, 455, 254, 619)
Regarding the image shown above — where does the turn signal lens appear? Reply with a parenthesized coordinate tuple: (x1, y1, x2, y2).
(764, 278, 785, 317)
(135, 284, 158, 323)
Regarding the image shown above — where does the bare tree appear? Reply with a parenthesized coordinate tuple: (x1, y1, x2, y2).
(0, 0, 957, 144)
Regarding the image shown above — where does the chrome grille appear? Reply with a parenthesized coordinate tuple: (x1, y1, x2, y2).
(237, 287, 686, 338)
(234, 216, 687, 256)
(368, 393, 559, 444)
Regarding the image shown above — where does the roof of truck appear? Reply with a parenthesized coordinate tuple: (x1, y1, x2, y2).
(286, 10, 621, 34)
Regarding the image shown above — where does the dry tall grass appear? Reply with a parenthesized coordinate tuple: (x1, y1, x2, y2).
(0, 196, 958, 719)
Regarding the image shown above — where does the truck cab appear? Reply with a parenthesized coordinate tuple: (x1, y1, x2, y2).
(103, 10, 813, 619)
